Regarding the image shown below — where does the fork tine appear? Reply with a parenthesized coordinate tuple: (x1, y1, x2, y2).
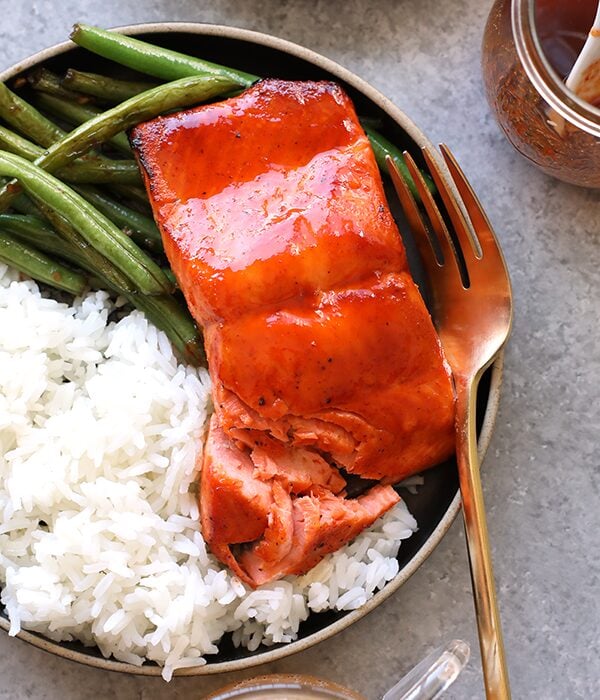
(439, 144, 500, 260)
(385, 155, 439, 279)
(421, 147, 481, 262)
(403, 152, 463, 288)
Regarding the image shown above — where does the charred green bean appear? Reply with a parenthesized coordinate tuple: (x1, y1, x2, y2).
(0, 125, 41, 160)
(0, 151, 171, 295)
(27, 68, 89, 103)
(110, 185, 152, 211)
(26, 194, 135, 292)
(74, 184, 162, 252)
(0, 213, 91, 269)
(127, 292, 205, 365)
(0, 230, 87, 294)
(34, 93, 132, 155)
(0, 125, 140, 184)
(63, 69, 156, 102)
(0, 82, 66, 147)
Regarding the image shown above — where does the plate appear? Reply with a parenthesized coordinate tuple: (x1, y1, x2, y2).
(0, 22, 503, 675)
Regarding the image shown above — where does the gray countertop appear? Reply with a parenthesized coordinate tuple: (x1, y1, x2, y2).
(0, 1, 598, 698)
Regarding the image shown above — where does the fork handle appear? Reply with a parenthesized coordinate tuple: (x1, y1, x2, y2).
(455, 373, 511, 700)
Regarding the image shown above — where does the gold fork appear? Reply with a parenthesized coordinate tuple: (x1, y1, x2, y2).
(387, 146, 513, 699)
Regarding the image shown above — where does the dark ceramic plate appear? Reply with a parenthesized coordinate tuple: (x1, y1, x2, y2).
(0, 23, 503, 675)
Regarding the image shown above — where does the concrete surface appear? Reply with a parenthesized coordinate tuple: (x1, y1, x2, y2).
(0, 0, 599, 698)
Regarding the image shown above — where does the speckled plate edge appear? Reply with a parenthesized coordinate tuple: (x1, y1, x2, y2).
(0, 22, 504, 676)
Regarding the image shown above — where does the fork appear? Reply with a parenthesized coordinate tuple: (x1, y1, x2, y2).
(386, 146, 513, 699)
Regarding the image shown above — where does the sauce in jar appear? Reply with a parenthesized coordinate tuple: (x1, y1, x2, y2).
(482, 0, 600, 187)
(535, 0, 596, 78)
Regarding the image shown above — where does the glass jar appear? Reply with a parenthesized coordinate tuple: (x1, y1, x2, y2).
(482, 0, 600, 187)
(204, 640, 470, 700)
(204, 675, 366, 700)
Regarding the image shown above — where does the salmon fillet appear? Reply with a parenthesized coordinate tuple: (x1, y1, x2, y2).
(238, 484, 400, 587)
(131, 79, 455, 586)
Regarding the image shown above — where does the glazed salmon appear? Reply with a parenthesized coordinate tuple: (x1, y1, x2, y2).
(207, 271, 456, 482)
(131, 79, 455, 586)
(131, 80, 407, 324)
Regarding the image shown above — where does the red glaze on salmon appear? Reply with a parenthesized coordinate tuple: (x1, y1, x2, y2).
(131, 79, 455, 587)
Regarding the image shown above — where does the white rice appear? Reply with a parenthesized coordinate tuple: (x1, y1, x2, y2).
(0, 264, 417, 680)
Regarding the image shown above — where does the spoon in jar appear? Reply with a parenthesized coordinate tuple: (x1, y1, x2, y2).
(565, 0, 600, 104)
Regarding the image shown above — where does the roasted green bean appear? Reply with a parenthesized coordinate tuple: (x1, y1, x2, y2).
(34, 93, 132, 155)
(0, 124, 139, 184)
(0, 230, 87, 295)
(71, 23, 257, 87)
(1, 213, 200, 362)
(0, 213, 91, 269)
(74, 184, 162, 253)
(110, 184, 153, 212)
(0, 82, 65, 147)
(0, 125, 41, 160)
(0, 151, 171, 295)
(127, 292, 205, 365)
(362, 124, 435, 197)
(63, 69, 156, 102)
(27, 68, 89, 103)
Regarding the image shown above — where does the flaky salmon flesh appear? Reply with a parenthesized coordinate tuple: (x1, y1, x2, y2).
(131, 79, 455, 587)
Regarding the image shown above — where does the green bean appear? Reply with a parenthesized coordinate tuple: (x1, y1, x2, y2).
(3, 205, 199, 362)
(0, 74, 236, 212)
(27, 68, 90, 103)
(27, 194, 135, 292)
(362, 124, 436, 198)
(0, 231, 87, 295)
(12, 194, 43, 217)
(0, 151, 171, 295)
(63, 69, 156, 102)
(38, 74, 235, 168)
(74, 184, 162, 252)
(60, 159, 141, 184)
(0, 124, 140, 184)
(1, 212, 54, 237)
(4, 202, 136, 294)
(0, 213, 91, 269)
(3, 207, 116, 283)
(110, 184, 152, 212)
(1, 211, 168, 288)
(71, 23, 257, 87)
(35, 93, 132, 155)
(0, 82, 66, 147)
(0, 125, 41, 160)
(162, 267, 177, 288)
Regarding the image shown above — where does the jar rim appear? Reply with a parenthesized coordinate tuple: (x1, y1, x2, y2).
(511, 0, 600, 138)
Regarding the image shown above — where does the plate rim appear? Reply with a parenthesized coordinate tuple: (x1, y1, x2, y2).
(0, 21, 504, 676)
